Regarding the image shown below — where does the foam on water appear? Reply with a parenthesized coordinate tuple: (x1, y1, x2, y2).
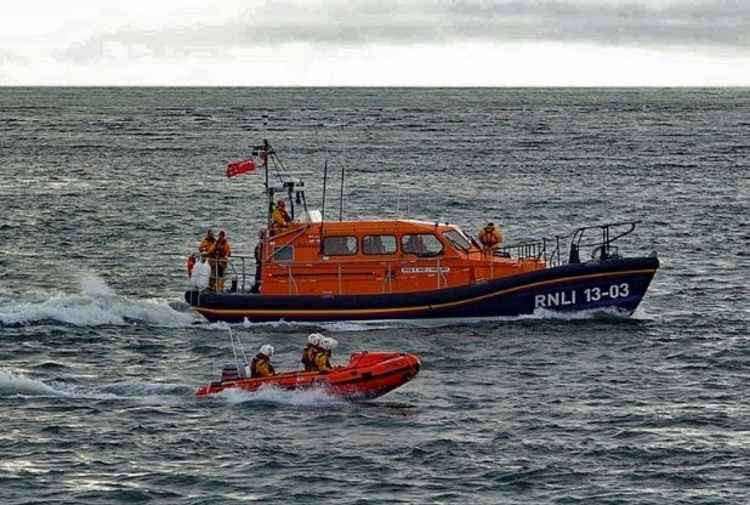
(0, 369, 193, 402)
(529, 306, 634, 321)
(214, 384, 349, 407)
(0, 369, 61, 397)
(193, 307, 637, 334)
(0, 271, 199, 327)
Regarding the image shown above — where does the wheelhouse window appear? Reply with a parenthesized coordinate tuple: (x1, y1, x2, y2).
(323, 236, 357, 256)
(272, 245, 293, 262)
(443, 229, 472, 253)
(362, 235, 397, 255)
(401, 234, 443, 256)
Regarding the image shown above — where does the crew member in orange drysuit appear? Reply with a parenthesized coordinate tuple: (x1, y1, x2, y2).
(271, 200, 291, 235)
(478, 222, 502, 254)
(207, 230, 232, 291)
(250, 345, 276, 378)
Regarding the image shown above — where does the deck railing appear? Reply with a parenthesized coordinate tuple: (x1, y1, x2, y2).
(495, 235, 566, 268)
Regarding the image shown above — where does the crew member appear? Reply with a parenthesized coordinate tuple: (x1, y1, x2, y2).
(250, 344, 276, 378)
(252, 229, 266, 293)
(271, 200, 291, 235)
(478, 222, 502, 254)
(199, 229, 216, 257)
(301, 333, 324, 371)
(207, 230, 232, 291)
(313, 337, 338, 372)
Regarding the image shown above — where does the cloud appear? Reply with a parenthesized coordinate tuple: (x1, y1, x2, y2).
(2, 1, 748, 85)
(55, 0, 750, 64)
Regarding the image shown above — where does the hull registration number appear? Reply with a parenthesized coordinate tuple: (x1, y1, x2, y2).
(534, 283, 630, 309)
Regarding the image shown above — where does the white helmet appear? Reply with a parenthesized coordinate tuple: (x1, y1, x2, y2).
(260, 344, 274, 357)
(307, 333, 324, 345)
(320, 337, 338, 351)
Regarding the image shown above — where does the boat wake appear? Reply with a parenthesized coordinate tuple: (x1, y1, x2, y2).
(0, 369, 193, 402)
(0, 271, 199, 328)
(529, 306, 635, 321)
(202, 306, 639, 332)
(0, 369, 346, 408)
(208, 384, 350, 407)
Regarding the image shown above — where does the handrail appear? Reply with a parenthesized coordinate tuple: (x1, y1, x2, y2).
(496, 235, 567, 268)
(569, 220, 641, 262)
(494, 220, 641, 267)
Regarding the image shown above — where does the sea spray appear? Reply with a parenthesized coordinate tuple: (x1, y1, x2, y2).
(0, 271, 198, 327)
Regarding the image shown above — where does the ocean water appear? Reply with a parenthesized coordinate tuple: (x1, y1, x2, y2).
(1, 87, 748, 504)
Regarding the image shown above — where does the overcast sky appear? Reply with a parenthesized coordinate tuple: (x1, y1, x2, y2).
(1, 0, 748, 85)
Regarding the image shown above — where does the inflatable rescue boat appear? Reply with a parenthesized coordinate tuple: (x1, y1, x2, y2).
(196, 351, 421, 400)
(185, 139, 659, 322)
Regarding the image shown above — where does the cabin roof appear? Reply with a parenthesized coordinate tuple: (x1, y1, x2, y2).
(296, 219, 459, 235)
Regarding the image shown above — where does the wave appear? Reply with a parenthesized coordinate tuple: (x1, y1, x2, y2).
(0, 369, 193, 401)
(0, 271, 200, 327)
(0, 369, 60, 396)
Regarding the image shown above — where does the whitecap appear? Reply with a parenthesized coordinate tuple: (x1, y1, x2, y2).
(213, 384, 349, 407)
(0, 271, 200, 327)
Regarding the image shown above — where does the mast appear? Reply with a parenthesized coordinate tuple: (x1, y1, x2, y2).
(262, 139, 271, 243)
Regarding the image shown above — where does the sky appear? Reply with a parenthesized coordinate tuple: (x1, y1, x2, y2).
(1, 0, 748, 86)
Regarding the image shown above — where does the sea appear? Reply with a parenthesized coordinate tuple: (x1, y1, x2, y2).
(0, 87, 748, 504)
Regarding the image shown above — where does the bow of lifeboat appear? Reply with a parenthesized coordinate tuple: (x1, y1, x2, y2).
(195, 351, 421, 400)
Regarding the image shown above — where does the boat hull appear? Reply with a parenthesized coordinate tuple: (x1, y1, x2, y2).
(196, 352, 421, 400)
(186, 256, 659, 322)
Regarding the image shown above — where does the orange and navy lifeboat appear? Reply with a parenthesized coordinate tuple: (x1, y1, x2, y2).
(195, 351, 421, 400)
(184, 140, 659, 322)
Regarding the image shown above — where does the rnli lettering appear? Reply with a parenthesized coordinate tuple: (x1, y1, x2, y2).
(535, 290, 576, 308)
(400, 267, 450, 274)
(535, 283, 631, 308)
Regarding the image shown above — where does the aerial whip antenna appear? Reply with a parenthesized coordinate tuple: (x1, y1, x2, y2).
(320, 159, 328, 250)
(338, 164, 346, 221)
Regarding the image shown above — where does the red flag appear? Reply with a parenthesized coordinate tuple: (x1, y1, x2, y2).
(225, 159, 256, 178)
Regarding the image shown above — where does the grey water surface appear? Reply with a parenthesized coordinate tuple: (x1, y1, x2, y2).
(1, 87, 749, 504)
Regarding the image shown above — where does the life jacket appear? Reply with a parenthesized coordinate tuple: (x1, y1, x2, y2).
(301, 344, 315, 371)
(271, 209, 291, 234)
(478, 226, 501, 248)
(250, 353, 275, 378)
(313, 350, 332, 372)
(186, 255, 196, 278)
(211, 239, 230, 259)
(199, 237, 215, 254)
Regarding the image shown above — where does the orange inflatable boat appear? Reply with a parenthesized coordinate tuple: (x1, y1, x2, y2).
(195, 351, 421, 400)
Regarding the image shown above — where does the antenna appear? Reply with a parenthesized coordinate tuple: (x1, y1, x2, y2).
(338, 164, 345, 221)
(320, 159, 328, 247)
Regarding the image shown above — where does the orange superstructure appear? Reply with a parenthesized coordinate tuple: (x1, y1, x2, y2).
(257, 220, 545, 296)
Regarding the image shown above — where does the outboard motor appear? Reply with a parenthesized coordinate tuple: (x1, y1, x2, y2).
(221, 362, 247, 381)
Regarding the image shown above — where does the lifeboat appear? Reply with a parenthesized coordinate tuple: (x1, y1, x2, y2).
(195, 351, 421, 400)
(185, 139, 659, 322)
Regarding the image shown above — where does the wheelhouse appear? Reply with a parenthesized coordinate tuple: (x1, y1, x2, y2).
(255, 220, 546, 296)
